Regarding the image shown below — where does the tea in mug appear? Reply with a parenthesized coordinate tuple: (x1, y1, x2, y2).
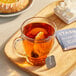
(22, 22, 55, 65)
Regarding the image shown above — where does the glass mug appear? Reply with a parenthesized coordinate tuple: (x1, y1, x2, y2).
(13, 17, 56, 66)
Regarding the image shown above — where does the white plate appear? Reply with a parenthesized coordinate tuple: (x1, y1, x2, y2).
(0, 0, 33, 17)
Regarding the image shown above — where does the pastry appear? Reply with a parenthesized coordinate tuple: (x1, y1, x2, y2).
(0, 0, 29, 13)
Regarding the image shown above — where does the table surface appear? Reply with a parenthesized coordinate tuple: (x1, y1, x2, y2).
(0, 0, 76, 76)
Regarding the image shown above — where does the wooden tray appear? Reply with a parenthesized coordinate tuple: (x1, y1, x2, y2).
(4, 0, 76, 76)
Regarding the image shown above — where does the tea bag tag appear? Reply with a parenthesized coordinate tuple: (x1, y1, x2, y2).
(45, 55, 56, 69)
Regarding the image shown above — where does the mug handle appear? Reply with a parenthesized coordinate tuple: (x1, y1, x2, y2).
(13, 36, 30, 63)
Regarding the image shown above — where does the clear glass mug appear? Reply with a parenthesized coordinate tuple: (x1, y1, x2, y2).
(13, 17, 56, 66)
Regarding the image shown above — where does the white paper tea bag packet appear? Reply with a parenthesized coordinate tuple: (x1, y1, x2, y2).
(54, 0, 76, 24)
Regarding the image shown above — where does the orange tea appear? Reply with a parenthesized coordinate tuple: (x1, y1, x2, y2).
(22, 22, 55, 65)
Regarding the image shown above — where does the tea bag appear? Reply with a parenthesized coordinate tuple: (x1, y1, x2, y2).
(28, 28, 47, 58)
(33, 32, 54, 57)
(33, 32, 45, 57)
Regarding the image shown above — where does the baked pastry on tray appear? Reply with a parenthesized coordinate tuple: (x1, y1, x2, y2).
(0, 0, 29, 13)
